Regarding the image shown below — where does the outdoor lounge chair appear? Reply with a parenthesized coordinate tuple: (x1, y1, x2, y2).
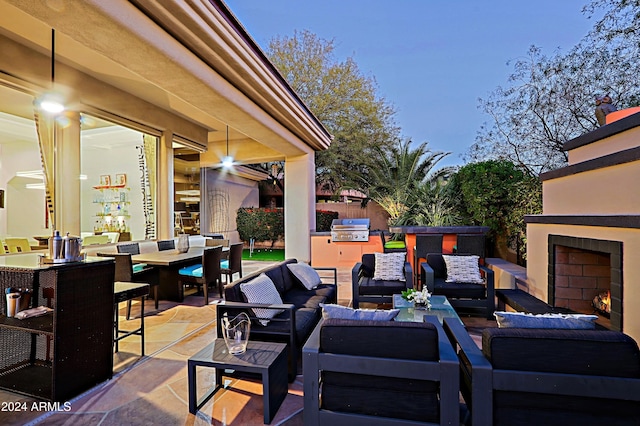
(303, 316, 460, 425)
(444, 318, 640, 426)
(422, 253, 495, 318)
(351, 253, 412, 308)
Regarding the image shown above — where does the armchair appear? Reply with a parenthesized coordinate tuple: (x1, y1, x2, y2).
(422, 253, 494, 318)
(303, 316, 460, 425)
(444, 318, 640, 426)
(352, 253, 412, 308)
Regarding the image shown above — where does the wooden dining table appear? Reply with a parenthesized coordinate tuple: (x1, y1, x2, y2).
(132, 246, 229, 302)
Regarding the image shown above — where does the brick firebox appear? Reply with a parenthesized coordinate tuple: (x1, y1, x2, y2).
(548, 235, 622, 331)
(554, 245, 610, 313)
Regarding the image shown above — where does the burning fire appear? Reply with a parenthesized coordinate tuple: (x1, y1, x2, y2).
(592, 290, 611, 315)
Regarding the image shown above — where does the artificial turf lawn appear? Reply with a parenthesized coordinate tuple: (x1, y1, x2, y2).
(242, 248, 285, 261)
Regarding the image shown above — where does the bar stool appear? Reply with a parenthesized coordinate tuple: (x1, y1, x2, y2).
(114, 282, 149, 355)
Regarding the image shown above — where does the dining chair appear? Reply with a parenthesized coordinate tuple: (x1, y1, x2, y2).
(220, 242, 243, 284)
(102, 232, 120, 243)
(206, 238, 230, 259)
(157, 239, 175, 251)
(97, 252, 158, 319)
(117, 242, 140, 255)
(82, 235, 110, 246)
(178, 246, 223, 305)
(5, 237, 31, 253)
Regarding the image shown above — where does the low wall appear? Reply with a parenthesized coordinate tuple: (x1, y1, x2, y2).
(485, 258, 528, 290)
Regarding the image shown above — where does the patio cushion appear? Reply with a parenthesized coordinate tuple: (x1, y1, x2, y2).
(442, 254, 483, 283)
(360, 254, 376, 277)
(483, 328, 640, 377)
(494, 311, 598, 329)
(426, 253, 447, 278)
(358, 276, 407, 295)
(262, 265, 285, 293)
(320, 319, 440, 360)
(320, 304, 399, 321)
(178, 264, 202, 278)
(132, 263, 148, 274)
(253, 307, 318, 344)
(307, 283, 337, 302)
(372, 252, 406, 281)
(433, 278, 486, 299)
(384, 240, 406, 249)
(240, 273, 284, 326)
(287, 262, 321, 290)
(219, 259, 228, 270)
(282, 288, 325, 309)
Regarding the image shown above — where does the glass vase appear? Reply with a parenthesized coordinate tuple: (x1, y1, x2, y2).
(221, 312, 251, 355)
(414, 300, 428, 310)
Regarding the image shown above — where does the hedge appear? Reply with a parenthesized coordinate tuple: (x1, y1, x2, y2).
(236, 208, 339, 242)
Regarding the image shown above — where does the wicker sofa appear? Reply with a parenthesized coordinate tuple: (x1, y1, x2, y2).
(218, 259, 337, 381)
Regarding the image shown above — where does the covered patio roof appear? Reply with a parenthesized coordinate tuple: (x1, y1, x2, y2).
(0, 0, 331, 162)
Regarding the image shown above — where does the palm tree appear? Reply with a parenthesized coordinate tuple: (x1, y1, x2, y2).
(361, 139, 454, 226)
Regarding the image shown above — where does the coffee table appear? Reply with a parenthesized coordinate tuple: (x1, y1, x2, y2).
(392, 294, 463, 324)
(188, 339, 288, 424)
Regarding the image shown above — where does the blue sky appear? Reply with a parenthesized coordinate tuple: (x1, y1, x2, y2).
(224, 0, 597, 168)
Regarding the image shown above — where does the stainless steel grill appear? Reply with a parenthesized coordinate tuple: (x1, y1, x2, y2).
(330, 218, 370, 242)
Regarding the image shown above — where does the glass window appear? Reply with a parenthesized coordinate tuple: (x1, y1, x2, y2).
(0, 86, 50, 249)
(80, 114, 158, 241)
(173, 145, 200, 236)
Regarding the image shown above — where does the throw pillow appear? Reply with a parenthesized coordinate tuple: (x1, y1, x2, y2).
(372, 252, 406, 281)
(287, 262, 322, 290)
(240, 273, 284, 326)
(494, 311, 598, 330)
(442, 255, 483, 284)
(320, 303, 399, 321)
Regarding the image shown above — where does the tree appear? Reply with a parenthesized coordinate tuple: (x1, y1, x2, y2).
(466, 1, 640, 174)
(360, 139, 453, 226)
(450, 160, 542, 264)
(265, 30, 399, 193)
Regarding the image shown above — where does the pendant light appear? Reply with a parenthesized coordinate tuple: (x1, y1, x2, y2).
(39, 28, 65, 114)
(222, 125, 234, 168)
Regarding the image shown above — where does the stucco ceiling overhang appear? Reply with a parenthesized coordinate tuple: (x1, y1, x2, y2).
(1, 0, 332, 165)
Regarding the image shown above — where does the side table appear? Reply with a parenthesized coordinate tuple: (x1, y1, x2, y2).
(188, 339, 288, 424)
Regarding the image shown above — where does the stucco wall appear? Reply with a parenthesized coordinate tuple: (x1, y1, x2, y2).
(543, 161, 640, 215)
(569, 125, 640, 164)
(527, 223, 640, 342)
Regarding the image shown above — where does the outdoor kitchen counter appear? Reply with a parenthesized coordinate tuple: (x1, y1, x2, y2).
(310, 231, 382, 267)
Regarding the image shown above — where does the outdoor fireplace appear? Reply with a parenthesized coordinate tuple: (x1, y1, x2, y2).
(547, 235, 622, 331)
(525, 111, 640, 341)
